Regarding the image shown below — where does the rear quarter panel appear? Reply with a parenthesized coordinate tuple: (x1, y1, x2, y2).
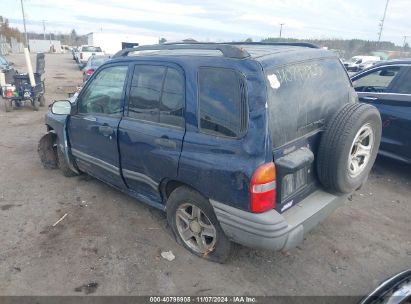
(175, 57, 272, 211)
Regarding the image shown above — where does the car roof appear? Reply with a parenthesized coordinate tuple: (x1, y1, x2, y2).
(108, 42, 335, 67)
(372, 59, 411, 67)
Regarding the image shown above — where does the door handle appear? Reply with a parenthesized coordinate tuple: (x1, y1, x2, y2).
(154, 137, 177, 149)
(361, 96, 378, 101)
(98, 124, 113, 137)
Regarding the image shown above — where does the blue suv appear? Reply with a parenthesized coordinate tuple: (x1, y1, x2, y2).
(38, 43, 382, 262)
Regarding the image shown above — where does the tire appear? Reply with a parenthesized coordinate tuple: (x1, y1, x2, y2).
(38, 133, 57, 169)
(56, 146, 78, 177)
(167, 186, 232, 263)
(317, 103, 381, 193)
(39, 94, 46, 107)
(32, 99, 40, 111)
(3, 97, 13, 112)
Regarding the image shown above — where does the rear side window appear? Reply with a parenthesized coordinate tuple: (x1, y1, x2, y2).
(128, 65, 185, 127)
(198, 67, 247, 137)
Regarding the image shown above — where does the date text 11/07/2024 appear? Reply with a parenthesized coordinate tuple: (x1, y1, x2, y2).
(149, 296, 257, 303)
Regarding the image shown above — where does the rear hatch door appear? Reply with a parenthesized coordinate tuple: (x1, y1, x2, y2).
(264, 57, 353, 213)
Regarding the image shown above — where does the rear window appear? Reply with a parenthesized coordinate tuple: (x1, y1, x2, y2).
(198, 67, 247, 138)
(82, 46, 102, 52)
(266, 58, 351, 148)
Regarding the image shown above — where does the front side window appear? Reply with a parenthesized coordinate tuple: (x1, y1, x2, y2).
(198, 67, 246, 137)
(78, 65, 128, 115)
(128, 65, 184, 127)
(353, 66, 401, 93)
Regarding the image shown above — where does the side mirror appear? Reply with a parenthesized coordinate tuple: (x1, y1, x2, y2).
(380, 70, 395, 77)
(51, 100, 72, 115)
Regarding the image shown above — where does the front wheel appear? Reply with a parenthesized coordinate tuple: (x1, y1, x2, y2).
(56, 147, 78, 177)
(167, 186, 231, 263)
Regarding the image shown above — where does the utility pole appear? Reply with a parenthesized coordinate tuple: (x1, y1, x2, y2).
(279, 23, 284, 38)
(403, 35, 408, 48)
(377, 0, 389, 43)
(42, 20, 46, 40)
(20, 0, 29, 48)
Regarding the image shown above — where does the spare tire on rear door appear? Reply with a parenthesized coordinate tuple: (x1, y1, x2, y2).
(317, 103, 381, 194)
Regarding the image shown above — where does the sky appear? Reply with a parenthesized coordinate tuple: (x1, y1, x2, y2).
(2, 0, 411, 46)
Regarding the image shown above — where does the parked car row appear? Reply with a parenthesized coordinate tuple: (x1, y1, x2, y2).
(39, 42, 383, 262)
(343, 55, 382, 72)
(81, 55, 111, 82)
(71, 45, 110, 83)
(72, 45, 104, 69)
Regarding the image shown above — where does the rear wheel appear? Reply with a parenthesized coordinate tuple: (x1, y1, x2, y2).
(167, 186, 231, 263)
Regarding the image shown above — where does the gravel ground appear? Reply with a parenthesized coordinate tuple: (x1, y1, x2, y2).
(0, 53, 410, 296)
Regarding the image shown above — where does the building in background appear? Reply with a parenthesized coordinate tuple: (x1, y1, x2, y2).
(87, 32, 158, 55)
(29, 39, 62, 53)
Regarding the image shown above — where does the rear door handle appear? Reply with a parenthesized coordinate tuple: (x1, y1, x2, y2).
(98, 124, 113, 137)
(154, 137, 177, 149)
(361, 96, 378, 101)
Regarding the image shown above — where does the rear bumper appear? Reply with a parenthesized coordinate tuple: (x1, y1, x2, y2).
(210, 190, 347, 251)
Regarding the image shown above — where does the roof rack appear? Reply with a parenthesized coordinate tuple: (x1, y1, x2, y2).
(112, 43, 251, 59)
(227, 42, 320, 49)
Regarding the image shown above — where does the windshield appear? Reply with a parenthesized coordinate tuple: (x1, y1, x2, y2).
(82, 46, 102, 52)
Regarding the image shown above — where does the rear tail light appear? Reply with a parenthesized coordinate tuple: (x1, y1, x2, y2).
(80, 52, 83, 59)
(250, 162, 276, 213)
(86, 69, 95, 76)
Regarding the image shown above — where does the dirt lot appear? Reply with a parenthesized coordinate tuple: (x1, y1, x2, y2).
(0, 53, 410, 296)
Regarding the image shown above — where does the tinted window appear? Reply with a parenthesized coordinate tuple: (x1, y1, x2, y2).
(353, 66, 401, 93)
(160, 68, 184, 127)
(78, 65, 128, 115)
(198, 67, 246, 137)
(391, 68, 411, 94)
(128, 65, 184, 127)
(128, 65, 165, 122)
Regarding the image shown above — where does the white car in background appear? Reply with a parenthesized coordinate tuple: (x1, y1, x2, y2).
(358, 60, 381, 71)
(77, 45, 104, 68)
(344, 55, 381, 72)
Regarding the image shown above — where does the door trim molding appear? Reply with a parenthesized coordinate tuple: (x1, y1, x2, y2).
(71, 148, 120, 176)
(122, 169, 158, 190)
